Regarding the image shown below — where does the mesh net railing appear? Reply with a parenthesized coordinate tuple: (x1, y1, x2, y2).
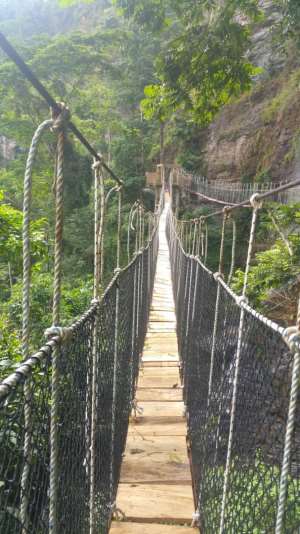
(0, 224, 158, 534)
(167, 210, 300, 534)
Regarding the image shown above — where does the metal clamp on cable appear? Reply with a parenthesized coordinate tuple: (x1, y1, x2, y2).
(44, 325, 73, 344)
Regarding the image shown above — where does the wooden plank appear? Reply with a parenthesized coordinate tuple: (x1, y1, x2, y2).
(137, 388, 182, 402)
(142, 355, 179, 363)
(110, 522, 194, 533)
(142, 361, 179, 368)
(138, 372, 180, 389)
(116, 484, 194, 523)
(128, 417, 186, 437)
(139, 401, 184, 418)
(121, 435, 191, 483)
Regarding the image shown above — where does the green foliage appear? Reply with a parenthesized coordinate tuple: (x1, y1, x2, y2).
(276, 0, 300, 47)
(116, 0, 262, 125)
(232, 204, 300, 310)
(262, 68, 300, 124)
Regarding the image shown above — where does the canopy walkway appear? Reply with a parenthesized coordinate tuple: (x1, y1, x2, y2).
(0, 32, 300, 534)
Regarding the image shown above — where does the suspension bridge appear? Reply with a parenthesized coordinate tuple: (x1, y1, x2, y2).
(0, 32, 300, 534)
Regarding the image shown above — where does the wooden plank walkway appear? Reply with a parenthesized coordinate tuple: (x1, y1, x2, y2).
(111, 200, 195, 533)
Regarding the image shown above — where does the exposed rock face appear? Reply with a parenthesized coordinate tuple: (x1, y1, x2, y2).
(201, 1, 300, 185)
(0, 135, 17, 163)
(250, 0, 284, 76)
(204, 72, 300, 184)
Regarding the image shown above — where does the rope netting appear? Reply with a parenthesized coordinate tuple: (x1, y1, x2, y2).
(167, 208, 300, 534)
(0, 102, 161, 533)
(0, 232, 158, 533)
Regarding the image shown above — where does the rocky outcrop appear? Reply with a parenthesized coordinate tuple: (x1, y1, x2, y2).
(200, 1, 300, 185)
(203, 69, 300, 184)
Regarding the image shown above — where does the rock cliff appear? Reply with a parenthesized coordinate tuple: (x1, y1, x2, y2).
(202, 1, 300, 185)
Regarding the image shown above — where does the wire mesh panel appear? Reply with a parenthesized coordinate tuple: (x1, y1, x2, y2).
(167, 210, 300, 534)
(0, 223, 159, 534)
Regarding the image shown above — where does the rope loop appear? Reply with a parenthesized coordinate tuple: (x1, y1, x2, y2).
(250, 193, 263, 210)
(213, 271, 223, 281)
(283, 326, 300, 352)
(51, 102, 70, 132)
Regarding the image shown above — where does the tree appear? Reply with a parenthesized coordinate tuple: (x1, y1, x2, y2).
(115, 0, 262, 125)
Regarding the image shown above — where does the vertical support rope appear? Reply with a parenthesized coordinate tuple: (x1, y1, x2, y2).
(208, 209, 228, 398)
(275, 297, 300, 533)
(49, 106, 69, 534)
(89, 158, 104, 534)
(100, 168, 105, 286)
(110, 271, 120, 516)
(219, 194, 262, 534)
(116, 187, 122, 271)
(21, 119, 53, 533)
(227, 218, 237, 286)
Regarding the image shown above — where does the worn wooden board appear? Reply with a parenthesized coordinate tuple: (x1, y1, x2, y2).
(121, 435, 190, 483)
(137, 388, 182, 402)
(142, 354, 179, 362)
(138, 368, 180, 389)
(139, 401, 184, 418)
(142, 361, 180, 368)
(128, 416, 187, 437)
(110, 522, 194, 533)
(116, 484, 194, 523)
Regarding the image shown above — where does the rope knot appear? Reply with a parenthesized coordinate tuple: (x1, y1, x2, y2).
(283, 326, 300, 352)
(250, 193, 263, 210)
(114, 267, 121, 275)
(213, 271, 223, 281)
(191, 509, 200, 527)
(223, 205, 231, 218)
(111, 502, 126, 522)
(235, 295, 248, 307)
(44, 325, 72, 343)
(51, 103, 70, 132)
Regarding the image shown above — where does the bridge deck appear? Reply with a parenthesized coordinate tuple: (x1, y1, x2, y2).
(111, 201, 194, 533)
